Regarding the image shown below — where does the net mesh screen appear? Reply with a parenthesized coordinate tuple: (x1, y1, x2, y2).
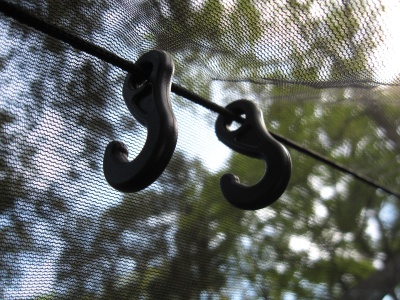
(1, 0, 400, 299)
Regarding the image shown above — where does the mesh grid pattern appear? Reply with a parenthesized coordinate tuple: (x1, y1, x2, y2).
(1, 0, 400, 299)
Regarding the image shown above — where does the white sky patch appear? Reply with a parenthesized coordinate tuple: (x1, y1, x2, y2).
(370, 2, 400, 81)
(178, 111, 231, 172)
(276, 263, 287, 274)
(209, 232, 226, 249)
(172, 90, 232, 172)
(240, 235, 252, 250)
(308, 174, 323, 191)
(320, 186, 335, 200)
(373, 258, 384, 270)
(220, 0, 237, 10)
(255, 208, 276, 222)
(314, 201, 328, 219)
(366, 217, 381, 241)
(379, 202, 398, 227)
(336, 179, 348, 195)
(289, 236, 325, 261)
(116, 257, 137, 286)
(283, 292, 297, 300)
(373, 252, 386, 270)
(343, 233, 354, 243)
(32, 109, 70, 182)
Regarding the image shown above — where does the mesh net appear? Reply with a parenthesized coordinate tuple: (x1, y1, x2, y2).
(1, 0, 400, 299)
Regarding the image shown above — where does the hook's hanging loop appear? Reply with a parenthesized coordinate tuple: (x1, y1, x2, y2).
(103, 50, 177, 192)
(216, 100, 292, 210)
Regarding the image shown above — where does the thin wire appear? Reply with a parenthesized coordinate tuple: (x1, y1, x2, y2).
(1, 0, 399, 198)
(270, 134, 400, 198)
(171, 84, 243, 122)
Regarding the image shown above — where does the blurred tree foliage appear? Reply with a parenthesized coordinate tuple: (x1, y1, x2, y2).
(1, 0, 400, 299)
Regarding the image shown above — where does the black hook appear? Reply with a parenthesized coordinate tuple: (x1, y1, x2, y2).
(103, 50, 177, 192)
(215, 100, 292, 210)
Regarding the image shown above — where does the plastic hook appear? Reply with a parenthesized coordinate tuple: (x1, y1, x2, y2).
(103, 50, 177, 192)
(215, 100, 292, 210)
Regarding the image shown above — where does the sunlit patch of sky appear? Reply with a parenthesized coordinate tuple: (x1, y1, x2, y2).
(28, 108, 69, 188)
(289, 235, 330, 261)
(366, 216, 381, 242)
(383, 295, 398, 300)
(370, 1, 400, 82)
(314, 200, 328, 219)
(320, 186, 335, 199)
(172, 94, 232, 172)
(379, 201, 398, 227)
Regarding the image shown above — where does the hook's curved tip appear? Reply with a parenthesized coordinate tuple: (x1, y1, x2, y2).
(220, 173, 239, 186)
(103, 140, 140, 193)
(104, 141, 129, 162)
(220, 158, 291, 210)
